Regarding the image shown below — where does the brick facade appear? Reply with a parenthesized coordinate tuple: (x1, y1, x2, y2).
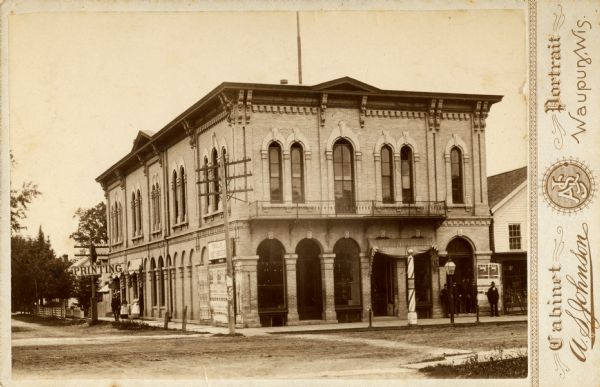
(97, 77, 502, 326)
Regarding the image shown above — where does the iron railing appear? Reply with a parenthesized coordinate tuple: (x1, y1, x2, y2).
(248, 200, 447, 219)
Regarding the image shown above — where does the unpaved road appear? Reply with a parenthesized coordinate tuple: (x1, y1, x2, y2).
(11, 317, 527, 379)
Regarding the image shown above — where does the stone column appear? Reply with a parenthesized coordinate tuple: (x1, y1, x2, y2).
(394, 152, 403, 203)
(283, 151, 292, 202)
(232, 255, 260, 327)
(396, 259, 408, 318)
(284, 253, 300, 325)
(373, 152, 382, 202)
(187, 265, 193, 320)
(430, 250, 443, 317)
(170, 267, 177, 318)
(124, 273, 130, 304)
(179, 267, 185, 319)
(319, 253, 337, 321)
(360, 253, 372, 321)
(325, 151, 335, 209)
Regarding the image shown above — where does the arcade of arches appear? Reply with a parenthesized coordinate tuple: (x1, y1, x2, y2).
(112, 237, 477, 327)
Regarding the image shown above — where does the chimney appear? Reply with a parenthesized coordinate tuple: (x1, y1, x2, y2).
(280, 79, 288, 85)
(62, 254, 69, 262)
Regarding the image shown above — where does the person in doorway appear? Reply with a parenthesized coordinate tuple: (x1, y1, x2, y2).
(463, 279, 472, 313)
(453, 281, 462, 315)
(120, 298, 129, 319)
(440, 283, 449, 318)
(486, 282, 500, 317)
(138, 288, 144, 316)
(111, 295, 120, 322)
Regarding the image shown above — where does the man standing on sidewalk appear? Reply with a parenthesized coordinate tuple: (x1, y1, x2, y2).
(111, 295, 120, 322)
(486, 282, 499, 317)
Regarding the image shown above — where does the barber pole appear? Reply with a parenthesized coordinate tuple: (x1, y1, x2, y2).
(407, 249, 418, 325)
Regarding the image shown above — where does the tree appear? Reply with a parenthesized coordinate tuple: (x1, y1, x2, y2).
(11, 227, 74, 312)
(10, 153, 41, 233)
(70, 202, 108, 245)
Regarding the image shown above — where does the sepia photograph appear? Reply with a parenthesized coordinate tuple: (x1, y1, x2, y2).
(3, 1, 537, 385)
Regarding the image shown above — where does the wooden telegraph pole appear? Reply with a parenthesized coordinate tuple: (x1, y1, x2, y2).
(199, 152, 251, 335)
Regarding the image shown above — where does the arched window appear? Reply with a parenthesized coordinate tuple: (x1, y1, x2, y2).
(172, 170, 179, 223)
(450, 147, 464, 204)
(203, 156, 210, 212)
(150, 258, 157, 306)
(131, 193, 137, 236)
(291, 143, 304, 203)
(117, 202, 122, 241)
(212, 148, 220, 211)
(179, 166, 186, 222)
(401, 146, 414, 204)
(381, 145, 394, 203)
(333, 139, 355, 213)
(136, 189, 142, 235)
(155, 184, 161, 229)
(110, 205, 115, 242)
(269, 143, 283, 202)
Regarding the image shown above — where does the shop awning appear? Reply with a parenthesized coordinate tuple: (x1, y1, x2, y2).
(368, 238, 435, 258)
(126, 258, 143, 274)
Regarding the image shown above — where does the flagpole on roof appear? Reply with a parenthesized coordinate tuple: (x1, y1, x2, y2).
(296, 11, 302, 85)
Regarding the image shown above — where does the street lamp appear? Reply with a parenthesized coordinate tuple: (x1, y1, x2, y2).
(444, 259, 456, 324)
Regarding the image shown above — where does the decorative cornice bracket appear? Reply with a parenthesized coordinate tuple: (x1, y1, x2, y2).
(320, 93, 328, 127)
(360, 96, 368, 128)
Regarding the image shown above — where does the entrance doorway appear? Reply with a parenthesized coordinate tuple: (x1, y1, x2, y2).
(296, 239, 323, 320)
(257, 239, 286, 326)
(414, 254, 432, 318)
(445, 238, 475, 314)
(371, 253, 396, 316)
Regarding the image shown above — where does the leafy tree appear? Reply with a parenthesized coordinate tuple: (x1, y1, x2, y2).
(10, 153, 41, 233)
(70, 201, 108, 245)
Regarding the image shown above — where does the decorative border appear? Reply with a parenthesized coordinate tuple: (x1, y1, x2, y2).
(529, 0, 539, 386)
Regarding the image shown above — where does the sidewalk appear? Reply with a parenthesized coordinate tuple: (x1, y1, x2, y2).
(100, 313, 527, 336)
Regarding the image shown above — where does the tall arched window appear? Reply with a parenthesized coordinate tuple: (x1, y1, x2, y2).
(269, 143, 283, 202)
(117, 202, 122, 241)
(203, 156, 210, 211)
(179, 166, 186, 222)
(172, 170, 179, 223)
(136, 189, 142, 235)
(291, 143, 304, 203)
(381, 145, 394, 203)
(131, 193, 137, 236)
(212, 149, 220, 211)
(450, 147, 464, 204)
(333, 139, 355, 213)
(401, 146, 414, 203)
(155, 184, 161, 229)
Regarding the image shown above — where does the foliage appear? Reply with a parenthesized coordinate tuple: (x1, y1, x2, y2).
(73, 276, 101, 314)
(10, 153, 41, 234)
(111, 320, 157, 331)
(69, 202, 108, 245)
(420, 348, 528, 378)
(11, 228, 74, 312)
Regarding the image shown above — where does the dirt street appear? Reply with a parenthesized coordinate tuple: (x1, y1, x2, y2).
(11, 317, 527, 380)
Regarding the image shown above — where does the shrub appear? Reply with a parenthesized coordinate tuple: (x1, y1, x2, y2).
(421, 348, 528, 378)
(111, 320, 158, 331)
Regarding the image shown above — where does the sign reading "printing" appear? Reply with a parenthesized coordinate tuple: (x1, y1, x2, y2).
(70, 263, 124, 276)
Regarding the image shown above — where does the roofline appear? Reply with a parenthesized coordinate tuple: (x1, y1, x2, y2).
(490, 181, 527, 213)
(96, 78, 503, 184)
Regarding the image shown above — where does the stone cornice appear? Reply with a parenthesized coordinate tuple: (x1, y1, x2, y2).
(442, 217, 492, 227)
(251, 104, 318, 115)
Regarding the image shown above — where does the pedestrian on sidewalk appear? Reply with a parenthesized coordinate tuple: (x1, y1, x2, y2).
(120, 299, 129, 320)
(440, 283, 449, 318)
(111, 295, 120, 322)
(486, 282, 499, 317)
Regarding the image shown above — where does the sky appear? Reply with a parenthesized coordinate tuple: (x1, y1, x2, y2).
(8, 7, 527, 258)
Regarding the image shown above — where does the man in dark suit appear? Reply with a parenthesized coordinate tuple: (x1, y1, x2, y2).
(486, 282, 500, 317)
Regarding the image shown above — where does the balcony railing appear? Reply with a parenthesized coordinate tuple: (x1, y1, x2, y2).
(248, 200, 447, 219)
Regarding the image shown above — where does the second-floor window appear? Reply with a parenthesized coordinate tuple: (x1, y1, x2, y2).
(401, 146, 414, 204)
(172, 170, 179, 223)
(509, 224, 521, 250)
(212, 148, 220, 211)
(450, 147, 464, 204)
(381, 145, 394, 203)
(179, 166, 186, 222)
(333, 139, 355, 212)
(269, 143, 283, 202)
(151, 183, 161, 231)
(291, 143, 304, 203)
(131, 193, 137, 236)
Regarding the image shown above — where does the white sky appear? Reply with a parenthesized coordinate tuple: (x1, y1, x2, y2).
(9, 9, 527, 258)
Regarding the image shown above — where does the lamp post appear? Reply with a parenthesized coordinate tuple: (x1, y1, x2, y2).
(444, 259, 456, 324)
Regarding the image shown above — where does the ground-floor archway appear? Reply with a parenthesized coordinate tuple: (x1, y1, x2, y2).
(371, 253, 396, 316)
(257, 239, 286, 326)
(296, 239, 323, 320)
(444, 238, 476, 314)
(333, 238, 362, 322)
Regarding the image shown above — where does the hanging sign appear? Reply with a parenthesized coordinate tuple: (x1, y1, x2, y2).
(70, 263, 124, 276)
(208, 240, 226, 261)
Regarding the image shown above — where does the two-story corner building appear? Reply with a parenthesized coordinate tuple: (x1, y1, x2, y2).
(488, 166, 528, 315)
(96, 77, 503, 327)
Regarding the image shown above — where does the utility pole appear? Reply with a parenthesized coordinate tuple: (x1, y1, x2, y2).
(198, 152, 252, 335)
(220, 153, 235, 335)
(89, 243, 98, 324)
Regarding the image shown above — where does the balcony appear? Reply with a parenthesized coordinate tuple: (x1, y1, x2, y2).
(248, 200, 447, 220)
